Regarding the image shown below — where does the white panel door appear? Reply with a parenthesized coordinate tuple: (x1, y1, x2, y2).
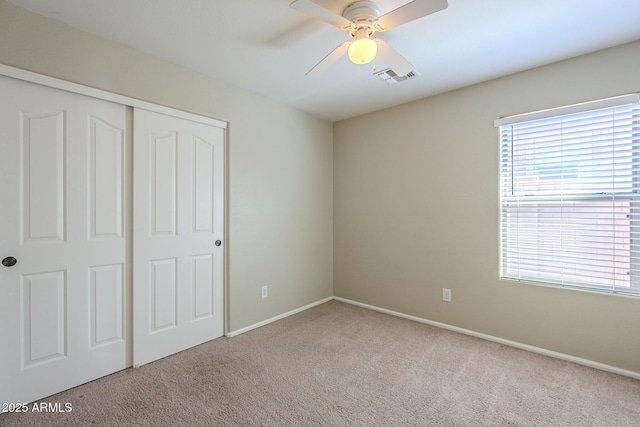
(133, 108, 224, 366)
(0, 76, 131, 404)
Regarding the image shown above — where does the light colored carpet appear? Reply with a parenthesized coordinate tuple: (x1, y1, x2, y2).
(1, 300, 639, 426)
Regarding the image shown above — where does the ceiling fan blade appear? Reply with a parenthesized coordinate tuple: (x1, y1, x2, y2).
(374, 39, 414, 77)
(290, 0, 352, 30)
(374, 0, 448, 32)
(306, 41, 350, 76)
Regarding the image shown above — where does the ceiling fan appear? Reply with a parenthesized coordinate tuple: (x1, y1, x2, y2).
(290, 0, 448, 76)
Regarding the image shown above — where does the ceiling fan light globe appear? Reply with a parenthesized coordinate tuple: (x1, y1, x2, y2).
(348, 38, 377, 64)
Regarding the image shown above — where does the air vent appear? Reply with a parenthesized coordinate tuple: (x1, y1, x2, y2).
(374, 68, 419, 85)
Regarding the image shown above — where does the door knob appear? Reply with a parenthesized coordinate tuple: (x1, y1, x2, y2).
(215, 240, 222, 247)
(2, 257, 17, 267)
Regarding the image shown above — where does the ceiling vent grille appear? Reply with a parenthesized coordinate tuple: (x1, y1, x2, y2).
(374, 68, 419, 85)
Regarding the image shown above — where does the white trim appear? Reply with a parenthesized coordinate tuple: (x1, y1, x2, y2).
(494, 93, 640, 127)
(225, 296, 334, 338)
(227, 295, 640, 378)
(0, 64, 227, 128)
(333, 297, 640, 380)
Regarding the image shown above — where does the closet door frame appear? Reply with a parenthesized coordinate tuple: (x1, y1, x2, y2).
(0, 65, 228, 130)
(0, 63, 229, 342)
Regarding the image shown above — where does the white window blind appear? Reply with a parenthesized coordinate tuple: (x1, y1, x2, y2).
(497, 94, 640, 296)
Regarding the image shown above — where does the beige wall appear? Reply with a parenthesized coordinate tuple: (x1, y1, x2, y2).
(0, 0, 333, 332)
(334, 40, 640, 374)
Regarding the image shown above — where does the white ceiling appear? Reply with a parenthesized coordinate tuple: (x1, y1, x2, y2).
(8, 0, 640, 122)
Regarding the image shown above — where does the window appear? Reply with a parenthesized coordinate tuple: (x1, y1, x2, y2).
(496, 94, 640, 296)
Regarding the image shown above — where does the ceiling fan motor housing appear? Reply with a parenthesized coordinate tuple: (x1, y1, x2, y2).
(343, 0, 380, 37)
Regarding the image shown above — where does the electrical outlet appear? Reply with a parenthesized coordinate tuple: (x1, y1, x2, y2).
(261, 285, 268, 299)
(442, 288, 452, 302)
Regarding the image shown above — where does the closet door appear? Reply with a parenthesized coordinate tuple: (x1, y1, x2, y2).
(0, 76, 131, 404)
(133, 108, 224, 366)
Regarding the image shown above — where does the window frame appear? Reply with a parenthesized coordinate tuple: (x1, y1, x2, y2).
(495, 94, 640, 297)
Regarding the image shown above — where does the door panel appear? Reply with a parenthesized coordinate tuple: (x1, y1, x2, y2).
(22, 271, 66, 366)
(90, 263, 124, 347)
(133, 108, 224, 367)
(0, 76, 131, 404)
(193, 254, 214, 319)
(150, 257, 178, 331)
(21, 110, 66, 242)
(90, 117, 124, 239)
(151, 132, 178, 235)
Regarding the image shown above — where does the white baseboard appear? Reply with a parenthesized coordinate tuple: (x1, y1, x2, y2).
(334, 296, 640, 380)
(225, 295, 639, 379)
(226, 296, 334, 338)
